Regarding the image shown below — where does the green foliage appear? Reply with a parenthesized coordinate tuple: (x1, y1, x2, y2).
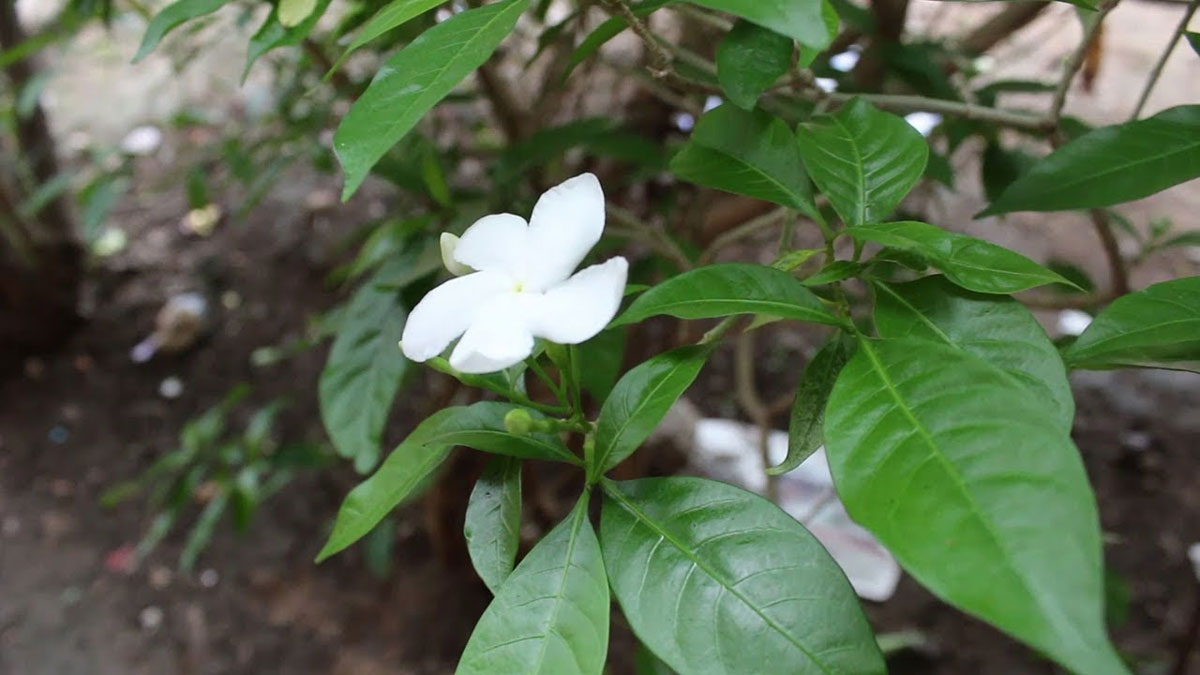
(826, 338, 1125, 675)
(458, 494, 610, 675)
(1065, 276, 1200, 371)
(245, 0, 333, 79)
(983, 105, 1200, 215)
(687, 0, 837, 51)
(772, 335, 851, 475)
(795, 98, 929, 226)
(334, 0, 529, 198)
(716, 22, 793, 110)
(134, 0, 231, 62)
(464, 456, 522, 593)
(601, 477, 885, 674)
(331, 0, 447, 73)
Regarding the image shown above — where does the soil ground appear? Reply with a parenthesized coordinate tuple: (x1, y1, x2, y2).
(3, 1, 1200, 673)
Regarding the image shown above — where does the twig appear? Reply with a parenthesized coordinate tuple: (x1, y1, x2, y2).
(669, 3, 733, 32)
(960, 3, 1051, 55)
(1130, 0, 1199, 119)
(1048, 0, 1119, 128)
(606, 203, 694, 270)
(477, 59, 529, 142)
(734, 332, 778, 503)
(1089, 208, 1130, 297)
(815, 91, 1047, 130)
(600, 0, 674, 79)
(699, 207, 790, 264)
(302, 39, 356, 98)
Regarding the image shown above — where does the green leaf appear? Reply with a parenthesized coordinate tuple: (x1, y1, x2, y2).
(563, 0, 674, 80)
(825, 338, 1126, 675)
(771, 336, 851, 475)
(801, 259, 862, 286)
(981, 141, 1037, 203)
(981, 105, 1200, 215)
(851, 221, 1072, 294)
(279, 0, 318, 26)
(134, 0, 232, 62)
(180, 490, 228, 571)
(330, 0, 446, 75)
(716, 21, 793, 110)
(670, 105, 817, 216)
(494, 118, 662, 184)
(601, 477, 885, 674)
(1187, 31, 1200, 57)
(420, 401, 579, 464)
(464, 456, 522, 594)
(873, 277, 1074, 431)
(335, 0, 529, 199)
(316, 406, 467, 561)
(616, 263, 842, 327)
(1064, 276, 1200, 370)
(592, 346, 712, 475)
(244, 0, 333, 80)
(688, 0, 837, 51)
(457, 493, 609, 675)
(795, 97, 929, 226)
(319, 269, 408, 474)
(577, 328, 626, 402)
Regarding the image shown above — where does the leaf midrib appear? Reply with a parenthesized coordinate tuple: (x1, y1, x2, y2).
(596, 358, 698, 472)
(528, 501, 588, 673)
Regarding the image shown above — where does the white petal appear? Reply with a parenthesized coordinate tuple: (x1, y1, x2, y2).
(524, 173, 605, 291)
(453, 213, 528, 278)
(526, 257, 628, 344)
(439, 233, 474, 276)
(401, 271, 510, 362)
(449, 293, 535, 373)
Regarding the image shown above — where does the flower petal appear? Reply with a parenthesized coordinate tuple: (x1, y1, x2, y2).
(439, 233, 474, 276)
(526, 257, 628, 344)
(453, 213, 528, 278)
(400, 271, 510, 362)
(449, 293, 535, 373)
(524, 173, 605, 291)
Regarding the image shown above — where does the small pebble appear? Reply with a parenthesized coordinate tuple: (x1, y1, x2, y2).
(48, 425, 70, 444)
(1121, 430, 1153, 452)
(220, 290, 242, 310)
(120, 125, 163, 156)
(139, 605, 165, 631)
(149, 565, 173, 590)
(159, 376, 184, 399)
(199, 569, 220, 588)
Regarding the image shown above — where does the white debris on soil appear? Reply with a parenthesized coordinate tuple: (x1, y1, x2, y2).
(686, 411, 902, 603)
(138, 605, 164, 631)
(158, 376, 184, 400)
(199, 569, 220, 588)
(119, 125, 163, 156)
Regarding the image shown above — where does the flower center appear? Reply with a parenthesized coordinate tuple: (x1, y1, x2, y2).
(512, 281, 526, 293)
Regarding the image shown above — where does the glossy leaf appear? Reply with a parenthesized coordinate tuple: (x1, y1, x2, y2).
(332, 0, 445, 71)
(457, 494, 609, 675)
(593, 346, 712, 475)
(279, 0, 317, 26)
(464, 456, 522, 594)
(134, 0, 231, 62)
(419, 401, 579, 464)
(616, 263, 842, 327)
(578, 328, 626, 402)
(316, 406, 465, 561)
(981, 105, 1200, 215)
(335, 0, 529, 199)
(1065, 276, 1200, 370)
(825, 338, 1125, 675)
(601, 477, 885, 674)
(244, 0, 333, 79)
(688, 0, 836, 51)
(873, 277, 1074, 431)
(851, 221, 1072, 294)
(670, 105, 816, 216)
(795, 97, 929, 226)
(319, 269, 408, 473)
(1187, 31, 1200, 57)
(716, 21, 793, 110)
(772, 336, 851, 475)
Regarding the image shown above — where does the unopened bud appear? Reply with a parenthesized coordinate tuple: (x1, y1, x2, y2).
(504, 408, 535, 435)
(440, 233, 474, 276)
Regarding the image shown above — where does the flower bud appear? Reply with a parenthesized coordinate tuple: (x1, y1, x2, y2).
(439, 233, 474, 276)
(504, 408, 535, 435)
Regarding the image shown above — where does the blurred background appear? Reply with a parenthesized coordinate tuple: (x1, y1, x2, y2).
(1, 0, 1198, 673)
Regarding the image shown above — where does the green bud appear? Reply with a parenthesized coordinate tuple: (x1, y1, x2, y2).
(504, 408, 535, 435)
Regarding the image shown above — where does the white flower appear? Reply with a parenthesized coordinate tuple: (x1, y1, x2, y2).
(401, 173, 628, 374)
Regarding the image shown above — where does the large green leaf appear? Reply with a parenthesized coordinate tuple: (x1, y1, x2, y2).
(464, 456, 522, 594)
(670, 105, 816, 216)
(772, 336, 851, 475)
(316, 406, 463, 561)
(319, 269, 409, 473)
(716, 21, 793, 110)
(577, 328, 627, 402)
(981, 105, 1200, 215)
(851, 221, 1071, 294)
(592, 346, 712, 476)
(873, 277, 1074, 431)
(1065, 276, 1200, 371)
(244, 0, 333, 79)
(795, 97, 929, 226)
(335, 0, 528, 199)
(332, 0, 445, 71)
(134, 0, 232, 62)
(825, 338, 1126, 675)
(615, 263, 842, 327)
(601, 477, 885, 674)
(688, 0, 836, 51)
(457, 494, 609, 675)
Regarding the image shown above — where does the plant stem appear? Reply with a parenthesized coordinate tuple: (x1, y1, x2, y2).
(1130, 0, 1199, 119)
(699, 207, 790, 264)
(817, 91, 1048, 130)
(1089, 208, 1130, 297)
(734, 332, 779, 503)
(1048, 0, 1119, 128)
(606, 203, 694, 270)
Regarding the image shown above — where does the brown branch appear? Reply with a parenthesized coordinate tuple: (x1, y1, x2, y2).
(476, 59, 529, 142)
(1090, 208, 1130, 297)
(960, 3, 1051, 55)
(1048, 0, 1119, 127)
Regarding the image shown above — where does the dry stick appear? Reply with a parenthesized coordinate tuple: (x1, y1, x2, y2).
(1048, 0, 1120, 128)
(959, 2, 1051, 56)
(1131, 0, 1200, 119)
(819, 91, 1047, 130)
